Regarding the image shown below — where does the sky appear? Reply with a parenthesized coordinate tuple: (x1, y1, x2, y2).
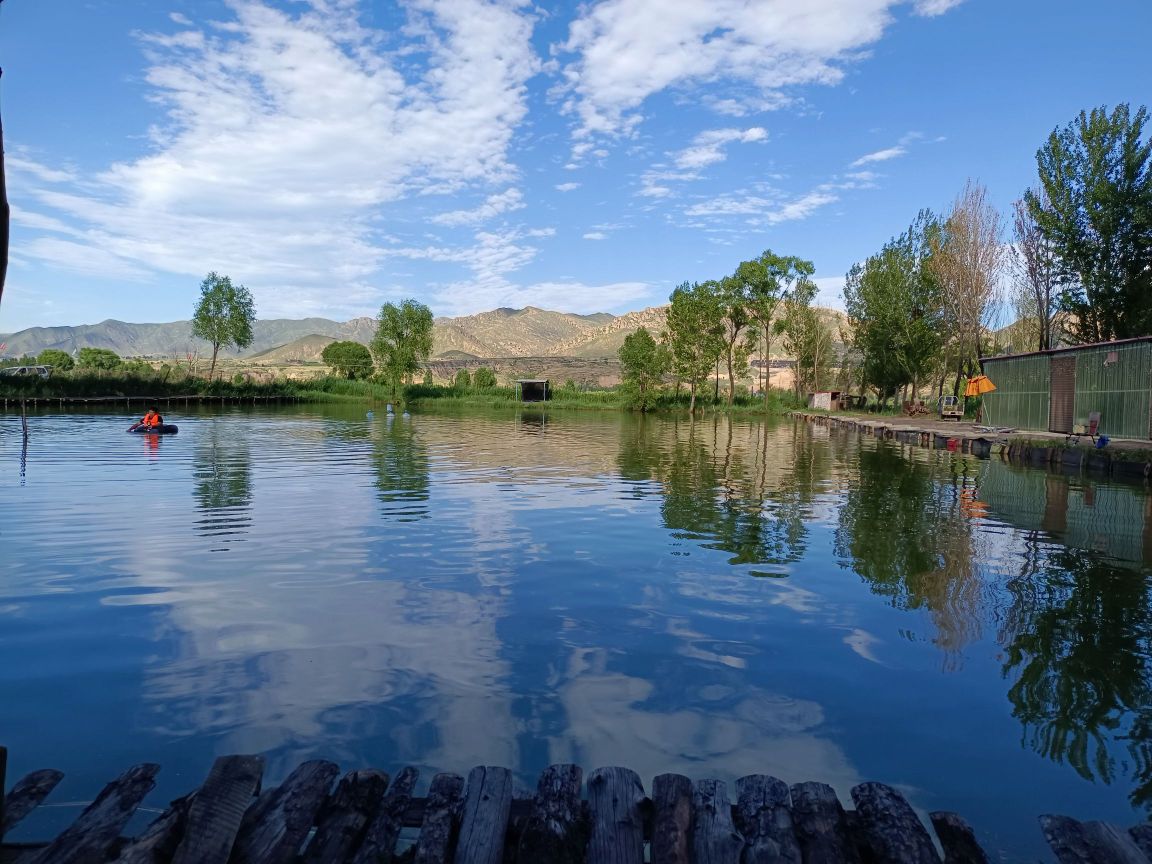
(0, 0, 1148, 332)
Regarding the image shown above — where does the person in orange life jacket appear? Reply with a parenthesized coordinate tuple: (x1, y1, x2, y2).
(130, 407, 163, 431)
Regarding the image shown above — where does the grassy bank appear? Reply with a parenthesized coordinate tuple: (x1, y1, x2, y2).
(2, 371, 804, 414)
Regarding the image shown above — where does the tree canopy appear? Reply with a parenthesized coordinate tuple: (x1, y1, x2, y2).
(191, 272, 256, 378)
(75, 347, 122, 370)
(663, 281, 726, 413)
(371, 299, 434, 398)
(37, 348, 74, 372)
(321, 340, 373, 379)
(1027, 103, 1152, 343)
(473, 367, 497, 388)
(618, 326, 668, 411)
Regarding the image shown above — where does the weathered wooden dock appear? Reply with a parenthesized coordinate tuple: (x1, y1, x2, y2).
(3, 749, 1151, 863)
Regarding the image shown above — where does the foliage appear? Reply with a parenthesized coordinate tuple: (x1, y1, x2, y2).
(844, 211, 946, 401)
(422, 369, 434, 387)
(731, 250, 815, 407)
(663, 281, 726, 413)
(1010, 191, 1062, 351)
(473, 366, 497, 388)
(929, 180, 1004, 381)
(36, 348, 74, 371)
(617, 326, 668, 411)
(779, 280, 832, 395)
(191, 272, 256, 378)
(371, 299, 435, 399)
(1027, 104, 1152, 343)
(75, 347, 122, 370)
(717, 276, 751, 405)
(321, 340, 373, 379)
(454, 368, 472, 389)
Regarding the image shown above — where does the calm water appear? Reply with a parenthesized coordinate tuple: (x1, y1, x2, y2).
(2, 405, 1151, 859)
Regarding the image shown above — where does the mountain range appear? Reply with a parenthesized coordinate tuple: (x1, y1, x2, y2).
(1, 306, 672, 362)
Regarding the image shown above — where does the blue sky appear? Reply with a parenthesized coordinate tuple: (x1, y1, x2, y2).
(0, 0, 1147, 331)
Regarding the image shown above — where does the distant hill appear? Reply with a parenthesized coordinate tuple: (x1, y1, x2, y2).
(1, 304, 847, 362)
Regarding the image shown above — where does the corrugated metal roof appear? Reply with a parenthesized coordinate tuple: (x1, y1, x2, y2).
(980, 336, 1152, 364)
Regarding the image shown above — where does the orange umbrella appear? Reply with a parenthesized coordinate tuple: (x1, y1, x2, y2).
(964, 375, 996, 397)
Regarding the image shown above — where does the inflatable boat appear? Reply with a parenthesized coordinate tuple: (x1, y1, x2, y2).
(129, 424, 179, 435)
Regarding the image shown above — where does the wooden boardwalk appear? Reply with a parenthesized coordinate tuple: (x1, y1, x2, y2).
(3, 749, 1150, 863)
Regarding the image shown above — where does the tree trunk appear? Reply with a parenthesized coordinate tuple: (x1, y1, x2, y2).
(762, 324, 772, 412)
(208, 343, 221, 379)
(725, 342, 736, 406)
(689, 383, 697, 415)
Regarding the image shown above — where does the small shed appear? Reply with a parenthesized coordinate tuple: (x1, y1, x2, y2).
(807, 390, 842, 411)
(516, 379, 550, 403)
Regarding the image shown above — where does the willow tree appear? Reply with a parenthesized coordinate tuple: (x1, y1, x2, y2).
(371, 299, 434, 399)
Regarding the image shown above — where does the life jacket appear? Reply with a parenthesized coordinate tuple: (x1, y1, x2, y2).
(142, 411, 162, 428)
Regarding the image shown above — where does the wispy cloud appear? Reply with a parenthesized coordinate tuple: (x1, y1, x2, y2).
(555, 182, 581, 192)
(431, 188, 525, 226)
(850, 146, 906, 167)
(913, 0, 966, 16)
(583, 232, 607, 240)
(673, 127, 767, 170)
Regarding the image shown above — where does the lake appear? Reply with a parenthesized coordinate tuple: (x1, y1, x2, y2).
(2, 404, 1150, 859)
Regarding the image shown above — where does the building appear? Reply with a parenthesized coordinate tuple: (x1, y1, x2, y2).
(515, 379, 550, 403)
(980, 338, 1152, 439)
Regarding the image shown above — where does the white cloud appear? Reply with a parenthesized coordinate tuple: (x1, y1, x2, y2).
(672, 127, 767, 170)
(583, 231, 607, 240)
(850, 145, 906, 166)
(557, 0, 964, 143)
(16, 0, 540, 319)
(431, 188, 525, 226)
(555, 182, 581, 192)
(913, 0, 965, 16)
(685, 187, 839, 225)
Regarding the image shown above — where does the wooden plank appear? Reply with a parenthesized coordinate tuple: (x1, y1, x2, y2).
(3, 769, 65, 838)
(516, 765, 583, 864)
(692, 780, 742, 864)
(29, 763, 160, 864)
(735, 775, 800, 864)
(413, 773, 464, 864)
(231, 760, 338, 864)
(350, 766, 417, 864)
(650, 774, 692, 864)
(172, 754, 263, 864)
(585, 767, 644, 864)
(1040, 816, 1150, 864)
(451, 766, 511, 864)
(850, 783, 940, 864)
(789, 782, 860, 864)
(303, 769, 388, 864)
(927, 812, 989, 864)
(113, 794, 195, 864)
(1130, 824, 1152, 860)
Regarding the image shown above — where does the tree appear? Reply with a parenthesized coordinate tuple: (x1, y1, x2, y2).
(473, 367, 497, 388)
(1010, 191, 1062, 351)
(1027, 104, 1152, 342)
(780, 281, 832, 396)
(321, 340, 373, 379)
(75, 347, 122, 370)
(37, 349, 74, 372)
(191, 272, 256, 378)
(929, 180, 1004, 392)
(371, 299, 434, 398)
(663, 281, 725, 414)
(617, 326, 669, 411)
(454, 368, 471, 390)
(733, 250, 815, 408)
(844, 211, 946, 403)
(717, 276, 751, 405)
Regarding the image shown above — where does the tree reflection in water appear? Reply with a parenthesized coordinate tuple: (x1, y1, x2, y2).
(1000, 546, 1152, 809)
(192, 421, 253, 546)
(373, 416, 430, 521)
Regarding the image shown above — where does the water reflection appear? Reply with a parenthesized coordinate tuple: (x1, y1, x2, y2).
(373, 416, 429, 521)
(192, 421, 253, 547)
